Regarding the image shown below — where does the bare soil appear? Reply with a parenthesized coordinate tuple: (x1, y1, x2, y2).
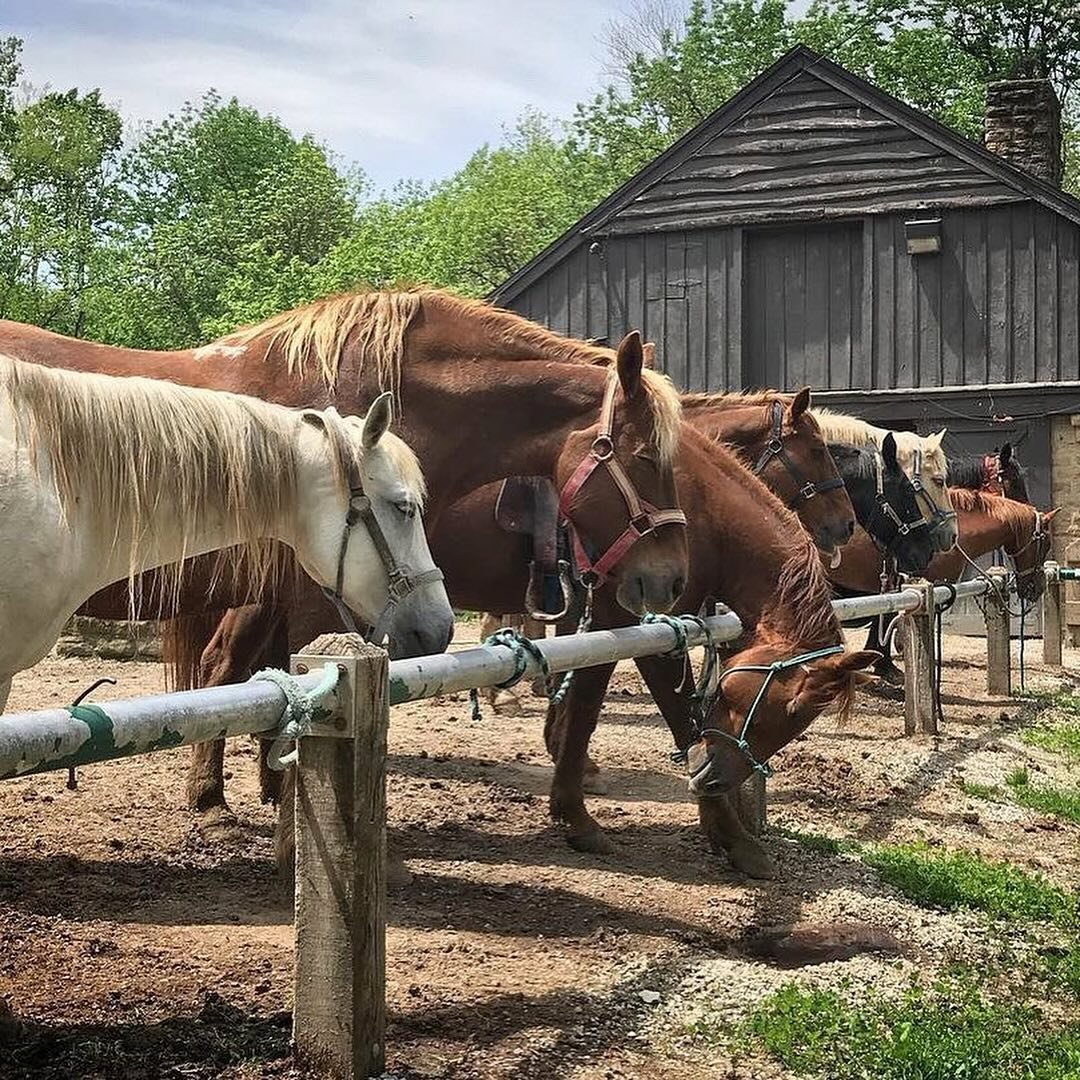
(0, 626, 1077, 1079)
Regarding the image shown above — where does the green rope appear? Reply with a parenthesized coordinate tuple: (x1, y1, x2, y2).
(253, 663, 340, 770)
(469, 629, 552, 722)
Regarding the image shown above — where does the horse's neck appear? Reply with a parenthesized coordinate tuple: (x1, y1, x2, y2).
(389, 360, 613, 517)
(684, 401, 771, 458)
(956, 509, 1016, 560)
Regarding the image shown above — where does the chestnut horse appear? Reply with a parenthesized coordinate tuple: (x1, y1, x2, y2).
(0, 291, 690, 812)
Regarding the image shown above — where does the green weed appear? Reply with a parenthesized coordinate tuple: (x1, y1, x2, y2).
(1006, 768, 1080, 825)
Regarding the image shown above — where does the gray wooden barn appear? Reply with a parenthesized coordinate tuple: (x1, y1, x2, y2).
(491, 46, 1080, 520)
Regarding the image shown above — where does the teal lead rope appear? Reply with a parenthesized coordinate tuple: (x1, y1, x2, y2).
(469, 629, 552, 722)
(254, 663, 340, 770)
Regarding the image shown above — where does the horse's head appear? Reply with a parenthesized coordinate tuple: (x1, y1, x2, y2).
(556, 332, 689, 615)
(1008, 505, 1058, 603)
(993, 443, 1032, 504)
(297, 398, 455, 658)
(753, 389, 855, 556)
(892, 429, 956, 552)
(831, 434, 935, 574)
(686, 640, 879, 795)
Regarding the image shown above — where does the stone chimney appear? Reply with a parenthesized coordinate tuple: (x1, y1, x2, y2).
(984, 79, 1062, 188)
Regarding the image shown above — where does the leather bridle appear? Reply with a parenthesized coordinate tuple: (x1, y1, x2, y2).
(752, 400, 845, 508)
(558, 369, 686, 587)
(867, 449, 934, 555)
(1005, 509, 1048, 581)
(910, 446, 957, 542)
(322, 450, 444, 646)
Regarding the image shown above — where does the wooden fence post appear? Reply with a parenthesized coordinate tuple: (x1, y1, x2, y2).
(1043, 561, 1063, 667)
(902, 579, 936, 736)
(985, 567, 1011, 697)
(291, 635, 389, 1080)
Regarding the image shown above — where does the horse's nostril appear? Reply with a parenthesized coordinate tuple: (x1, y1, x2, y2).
(845, 519, 856, 538)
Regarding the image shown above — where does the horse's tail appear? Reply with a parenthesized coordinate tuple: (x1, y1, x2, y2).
(161, 612, 221, 691)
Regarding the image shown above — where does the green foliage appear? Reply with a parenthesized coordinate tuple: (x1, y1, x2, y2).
(1021, 691, 1080, 757)
(1006, 766, 1080, 825)
(571, 0, 988, 181)
(1041, 942, 1080, 1000)
(743, 974, 1080, 1079)
(959, 779, 1005, 802)
(863, 841, 1077, 926)
(770, 825, 854, 855)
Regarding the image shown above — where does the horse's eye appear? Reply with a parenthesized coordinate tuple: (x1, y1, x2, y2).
(395, 501, 416, 519)
(633, 446, 659, 463)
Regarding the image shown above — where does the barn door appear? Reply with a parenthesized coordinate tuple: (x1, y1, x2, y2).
(743, 222, 864, 391)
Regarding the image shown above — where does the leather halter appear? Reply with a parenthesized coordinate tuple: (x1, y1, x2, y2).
(323, 461, 444, 645)
(868, 451, 933, 555)
(910, 446, 957, 536)
(981, 453, 1005, 495)
(558, 369, 687, 586)
(752, 400, 845, 508)
(1005, 509, 1047, 579)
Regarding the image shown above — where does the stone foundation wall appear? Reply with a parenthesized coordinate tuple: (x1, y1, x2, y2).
(1051, 415, 1080, 644)
(56, 616, 162, 661)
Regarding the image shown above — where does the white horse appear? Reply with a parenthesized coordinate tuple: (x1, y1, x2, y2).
(810, 411, 958, 551)
(0, 353, 454, 710)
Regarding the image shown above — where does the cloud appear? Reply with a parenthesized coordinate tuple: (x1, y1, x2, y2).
(7, 0, 637, 187)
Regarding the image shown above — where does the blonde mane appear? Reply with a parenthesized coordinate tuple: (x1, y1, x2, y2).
(219, 286, 612, 388)
(809, 408, 949, 476)
(1, 355, 362, 614)
(219, 286, 682, 465)
(681, 389, 789, 408)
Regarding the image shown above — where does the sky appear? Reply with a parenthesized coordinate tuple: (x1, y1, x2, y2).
(6, 0, 654, 190)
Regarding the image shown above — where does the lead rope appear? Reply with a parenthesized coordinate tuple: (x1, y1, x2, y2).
(934, 584, 957, 730)
(469, 585, 594, 721)
(254, 664, 341, 770)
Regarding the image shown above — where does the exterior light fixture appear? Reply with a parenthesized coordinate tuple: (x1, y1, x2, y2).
(904, 217, 942, 255)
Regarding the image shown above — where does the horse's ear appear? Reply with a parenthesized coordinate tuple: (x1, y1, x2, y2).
(925, 428, 947, 450)
(642, 342, 657, 369)
(999, 442, 1013, 466)
(834, 649, 880, 673)
(362, 392, 394, 449)
(788, 387, 811, 422)
(882, 432, 899, 471)
(1044, 507, 1061, 523)
(616, 331, 644, 399)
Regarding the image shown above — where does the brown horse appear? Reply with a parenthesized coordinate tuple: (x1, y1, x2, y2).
(1, 290, 690, 809)
(832, 488, 1056, 603)
(435, 419, 875, 876)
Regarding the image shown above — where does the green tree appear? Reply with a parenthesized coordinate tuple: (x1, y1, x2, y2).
(573, 0, 987, 183)
(0, 37, 124, 333)
(317, 113, 614, 296)
(92, 92, 357, 347)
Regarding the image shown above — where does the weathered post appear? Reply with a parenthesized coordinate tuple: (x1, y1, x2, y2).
(1043, 561, 1063, 666)
(291, 634, 389, 1080)
(902, 579, 937, 735)
(985, 567, 1012, 697)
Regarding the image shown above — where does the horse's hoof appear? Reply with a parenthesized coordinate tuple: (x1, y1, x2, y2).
(875, 663, 904, 686)
(195, 805, 244, 844)
(729, 839, 777, 879)
(567, 828, 614, 855)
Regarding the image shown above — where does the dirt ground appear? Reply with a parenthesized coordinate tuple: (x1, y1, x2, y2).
(0, 623, 1077, 1079)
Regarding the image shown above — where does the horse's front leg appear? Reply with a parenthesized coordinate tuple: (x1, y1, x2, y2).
(548, 662, 617, 853)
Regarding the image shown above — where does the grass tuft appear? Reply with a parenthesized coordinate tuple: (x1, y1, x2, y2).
(770, 826, 857, 857)
(960, 780, 1005, 802)
(1005, 768, 1080, 825)
(742, 974, 1080, 1079)
(862, 842, 1077, 928)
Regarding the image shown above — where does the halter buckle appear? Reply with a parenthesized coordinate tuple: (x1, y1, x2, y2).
(630, 512, 656, 537)
(386, 569, 413, 603)
(766, 437, 784, 456)
(799, 482, 817, 500)
(590, 435, 615, 462)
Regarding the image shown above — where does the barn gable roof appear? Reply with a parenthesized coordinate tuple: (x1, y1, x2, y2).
(492, 45, 1080, 305)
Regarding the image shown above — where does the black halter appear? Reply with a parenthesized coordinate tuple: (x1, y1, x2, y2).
(323, 469, 444, 646)
(753, 401, 846, 508)
(867, 451, 934, 556)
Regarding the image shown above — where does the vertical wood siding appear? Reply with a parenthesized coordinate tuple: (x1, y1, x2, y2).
(505, 203, 1080, 393)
